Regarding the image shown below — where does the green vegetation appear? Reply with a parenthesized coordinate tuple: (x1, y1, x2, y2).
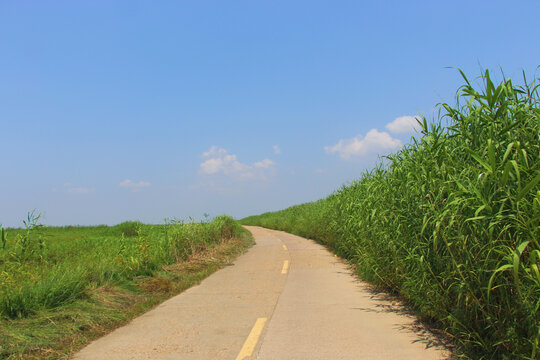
(243, 70, 540, 359)
(0, 214, 252, 359)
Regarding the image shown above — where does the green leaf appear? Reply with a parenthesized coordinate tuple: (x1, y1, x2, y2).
(511, 160, 521, 184)
(487, 264, 514, 300)
(465, 216, 486, 222)
(487, 139, 496, 172)
(517, 173, 540, 202)
(501, 161, 513, 186)
(530, 263, 540, 286)
(475, 204, 487, 217)
(465, 147, 492, 173)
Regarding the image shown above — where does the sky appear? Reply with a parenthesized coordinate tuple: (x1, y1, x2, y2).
(1, 1, 539, 227)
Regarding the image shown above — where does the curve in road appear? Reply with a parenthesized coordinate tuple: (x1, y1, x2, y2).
(74, 226, 451, 360)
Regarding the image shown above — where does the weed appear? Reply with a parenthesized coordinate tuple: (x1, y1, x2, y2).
(1, 225, 6, 250)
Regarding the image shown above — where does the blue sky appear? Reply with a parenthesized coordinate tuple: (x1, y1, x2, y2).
(1, 1, 539, 227)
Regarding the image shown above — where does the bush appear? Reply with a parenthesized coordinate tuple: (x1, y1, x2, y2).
(112, 221, 142, 237)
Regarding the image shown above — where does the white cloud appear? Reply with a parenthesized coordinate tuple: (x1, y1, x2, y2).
(201, 146, 228, 158)
(254, 159, 276, 169)
(62, 182, 94, 194)
(119, 179, 151, 192)
(324, 129, 402, 159)
(199, 147, 276, 180)
(273, 145, 281, 154)
(385, 115, 422, 134)
(67, 187, 95, 194)
(200, 154, 248, 175)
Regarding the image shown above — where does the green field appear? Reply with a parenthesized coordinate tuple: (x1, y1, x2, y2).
(0, 215, 252, 359)
(242, 70, 540, 359)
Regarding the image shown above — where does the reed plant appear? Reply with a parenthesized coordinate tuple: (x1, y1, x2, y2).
(242, 69, 539, 359)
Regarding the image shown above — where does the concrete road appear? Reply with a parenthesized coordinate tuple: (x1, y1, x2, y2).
(74, 226, 451, 360)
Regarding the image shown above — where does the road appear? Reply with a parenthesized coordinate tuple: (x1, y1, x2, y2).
(74, 226, 451, 360)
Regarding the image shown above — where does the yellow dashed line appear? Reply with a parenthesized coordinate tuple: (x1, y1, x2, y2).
(282, 244, 287, 251)
(281, 260, 289, 274)
(235, 317, 267, 360)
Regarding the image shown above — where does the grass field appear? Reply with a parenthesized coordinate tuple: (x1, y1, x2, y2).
(0, 215, 253, 359)
(242, 70, 540, 359)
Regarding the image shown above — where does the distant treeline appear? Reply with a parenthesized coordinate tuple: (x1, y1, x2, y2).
(242, 70, 540, 359)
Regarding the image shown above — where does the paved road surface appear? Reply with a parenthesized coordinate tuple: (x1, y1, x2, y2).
(74, 226, 450, 360)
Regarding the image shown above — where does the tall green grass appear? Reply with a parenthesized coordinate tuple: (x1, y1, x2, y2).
(0, 215, 244, 319)
(242, 70, 539, 359)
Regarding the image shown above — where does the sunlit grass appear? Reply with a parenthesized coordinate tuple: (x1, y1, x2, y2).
(0, 215, 245, 319)
(0, 214, 252, 358)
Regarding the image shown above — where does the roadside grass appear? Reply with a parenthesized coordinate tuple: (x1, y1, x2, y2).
(0, 216, 253, 359)
(242, 70, 540, 360)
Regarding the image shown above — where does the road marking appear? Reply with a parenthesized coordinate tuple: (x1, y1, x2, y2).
(282, 244, 287, 251)
(281, 260, 289, 274)
(235, 317, 267, 360)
